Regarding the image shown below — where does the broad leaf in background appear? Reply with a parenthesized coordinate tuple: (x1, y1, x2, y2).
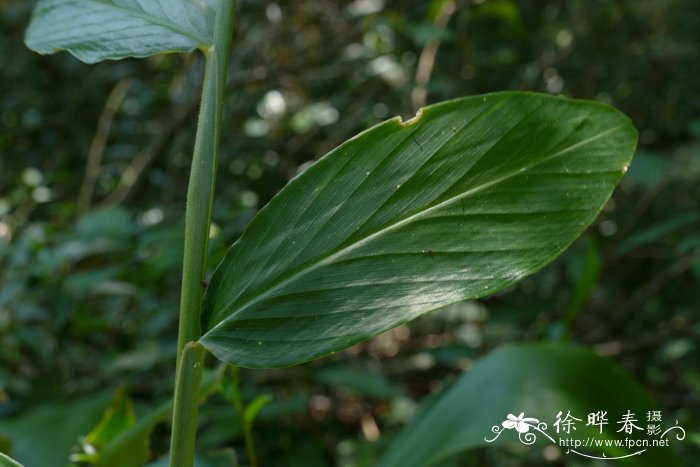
(24, 0, 219, 64)
(561, 236, 601, 335)
(0, 393, 110, 467)
(315, 367, 404, 400)
(0, 451, 23, 467)
(95, 400, 171, 467)
(70, 387, 136, 464)
(618, 211, 700, 254)
(94, 368, 223, 467)
(378, 343, 680, 467)
(201, 91, 637, 367)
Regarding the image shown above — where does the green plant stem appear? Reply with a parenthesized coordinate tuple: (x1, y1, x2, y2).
(170, 2, 237, 466)
(170, 342, 206, 466)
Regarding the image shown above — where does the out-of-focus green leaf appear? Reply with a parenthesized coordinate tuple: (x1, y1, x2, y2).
(686, 119, 700, 139)
(618, 212, 699, 254)
(95, 399, 171, 467)
(379, 343, 679, 467)
(562, 237, 601, 334)
(625, 151, 670, 186)
(0, 451, 24, 467)
(76, 207, 133, 242)
(194, 449, 238, 467)
(685, 370, 700, 397)
(0, 393, 110, 467)
(103, 341, 164, 376)
(406, 22, 454, 47)
(677, 234, 700, 254)
(24, 0, 219, 64)
(95, 367, 224, 467)
(201, 91, 637, 368)
(70, 387, 136, 463)
(474, 0, 521, 28)
(257, 393, 308, 420)
(315, 367, 404, 400)
(242, 395, 271, 430)
(0, 439, 11, 459)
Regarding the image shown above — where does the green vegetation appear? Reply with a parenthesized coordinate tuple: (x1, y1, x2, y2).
(1, 1, 698, 466)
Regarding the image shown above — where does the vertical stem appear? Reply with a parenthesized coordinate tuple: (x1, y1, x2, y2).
(170, 342, 206, 465)
(170, 2, 237, 466)
(176, 0, 237, 357)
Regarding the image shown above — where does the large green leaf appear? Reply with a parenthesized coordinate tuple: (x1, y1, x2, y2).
(24, 0, 219, 64)
(201, 91, 637, 368)
(378, 343, 681, 467)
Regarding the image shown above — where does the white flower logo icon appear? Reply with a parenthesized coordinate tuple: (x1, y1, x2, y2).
(502, 412, 540, 433)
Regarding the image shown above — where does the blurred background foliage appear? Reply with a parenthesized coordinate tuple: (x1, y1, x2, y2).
(0, 0, 699, 465)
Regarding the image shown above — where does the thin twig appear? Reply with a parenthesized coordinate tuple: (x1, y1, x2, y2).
(77, 78, 132, 212)
(102, 99, 198, 206)
(411, 0, 458, 112)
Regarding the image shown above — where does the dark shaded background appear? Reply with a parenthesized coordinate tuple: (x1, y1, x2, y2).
(1, 0, 699, 465)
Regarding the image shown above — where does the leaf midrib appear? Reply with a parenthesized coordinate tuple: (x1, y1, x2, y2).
(203, 122, 625, 336)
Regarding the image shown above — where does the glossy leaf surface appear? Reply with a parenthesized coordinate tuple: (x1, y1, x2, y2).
(378, 343, 678, 467)
(201, 91, 637, 368)
(25, 0, 218, 63)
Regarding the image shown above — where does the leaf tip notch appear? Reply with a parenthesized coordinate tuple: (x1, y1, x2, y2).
(398, 108, 424, 127)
